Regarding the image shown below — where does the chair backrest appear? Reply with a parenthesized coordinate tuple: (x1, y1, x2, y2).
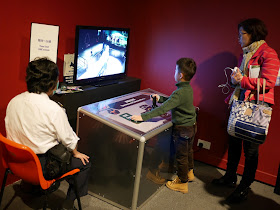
(0, 133, 51, 189)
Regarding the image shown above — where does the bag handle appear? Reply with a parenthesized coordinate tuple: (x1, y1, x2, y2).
(257, 78, 266, 105)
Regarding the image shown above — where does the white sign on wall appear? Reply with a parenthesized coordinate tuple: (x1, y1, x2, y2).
(29, 23, 59, 63)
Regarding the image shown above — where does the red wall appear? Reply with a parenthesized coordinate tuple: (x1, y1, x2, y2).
(0, 0, 133, 186)
(1, 0, 279, 187)
(128, 1, 280, 186)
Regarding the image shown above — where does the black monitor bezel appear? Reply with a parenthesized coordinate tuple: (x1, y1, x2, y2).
(73, 25, 130, 86)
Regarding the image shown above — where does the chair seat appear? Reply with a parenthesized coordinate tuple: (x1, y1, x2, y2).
(0, 133, 82, 210)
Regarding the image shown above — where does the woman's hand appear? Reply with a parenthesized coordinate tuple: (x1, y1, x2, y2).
(131, 115, 143, 122)
(231, 68, 243, 85)
(72, 149, 90, 165)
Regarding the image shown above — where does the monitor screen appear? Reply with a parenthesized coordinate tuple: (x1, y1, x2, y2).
(73, 25, 130, 86)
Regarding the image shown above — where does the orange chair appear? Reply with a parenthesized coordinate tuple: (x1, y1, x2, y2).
(0, 133, 82, 210)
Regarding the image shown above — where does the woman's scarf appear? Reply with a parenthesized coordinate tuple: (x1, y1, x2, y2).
(228, 40, 265, 104)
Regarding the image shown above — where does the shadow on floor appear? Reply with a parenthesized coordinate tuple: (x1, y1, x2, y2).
(194, 161, 280, 210)
(1, 182, 67, 210)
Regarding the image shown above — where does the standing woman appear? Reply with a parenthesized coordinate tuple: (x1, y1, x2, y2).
(212, 18, 280, 203)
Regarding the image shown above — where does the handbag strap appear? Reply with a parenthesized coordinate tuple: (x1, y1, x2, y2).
(257, 78, 266, 105)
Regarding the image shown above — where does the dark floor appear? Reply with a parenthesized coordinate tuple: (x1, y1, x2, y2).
(1, 161, 280, 210)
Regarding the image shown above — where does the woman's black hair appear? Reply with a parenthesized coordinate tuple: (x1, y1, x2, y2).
(26, 57, 59, 93)
(238, 18, 268, 42)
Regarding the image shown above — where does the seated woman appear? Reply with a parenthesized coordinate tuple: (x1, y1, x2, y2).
(5, 57, 91, 209)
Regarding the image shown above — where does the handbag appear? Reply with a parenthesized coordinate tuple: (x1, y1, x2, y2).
(227, 78, 272, 144)
(45, 143, 72, 180)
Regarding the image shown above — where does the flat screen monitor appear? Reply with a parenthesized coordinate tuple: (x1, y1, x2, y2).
(73, 25, 130, 86)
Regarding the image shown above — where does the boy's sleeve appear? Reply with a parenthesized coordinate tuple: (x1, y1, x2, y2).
(141, 92, 180, 121)
(158, 95, 169, 103)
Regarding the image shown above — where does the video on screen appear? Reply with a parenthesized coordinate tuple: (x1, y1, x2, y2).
(76, 29, 128, 80)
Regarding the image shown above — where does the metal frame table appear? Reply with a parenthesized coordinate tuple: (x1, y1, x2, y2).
(76, 89, 173, 209)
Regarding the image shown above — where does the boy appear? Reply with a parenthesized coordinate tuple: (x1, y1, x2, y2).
(131, 57, 197, 193)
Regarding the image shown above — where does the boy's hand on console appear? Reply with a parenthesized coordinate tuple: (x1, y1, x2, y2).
(131, 115, 143, 122)
(150, 94, 160, 102)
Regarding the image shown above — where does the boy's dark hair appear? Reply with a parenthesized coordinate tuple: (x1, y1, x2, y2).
(26, 57, 59, 93)
(238, 18, 268, 42)
(176, 58, 196, 81)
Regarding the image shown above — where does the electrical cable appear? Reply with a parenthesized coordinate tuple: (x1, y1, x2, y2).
(218, 67, 236, 94)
